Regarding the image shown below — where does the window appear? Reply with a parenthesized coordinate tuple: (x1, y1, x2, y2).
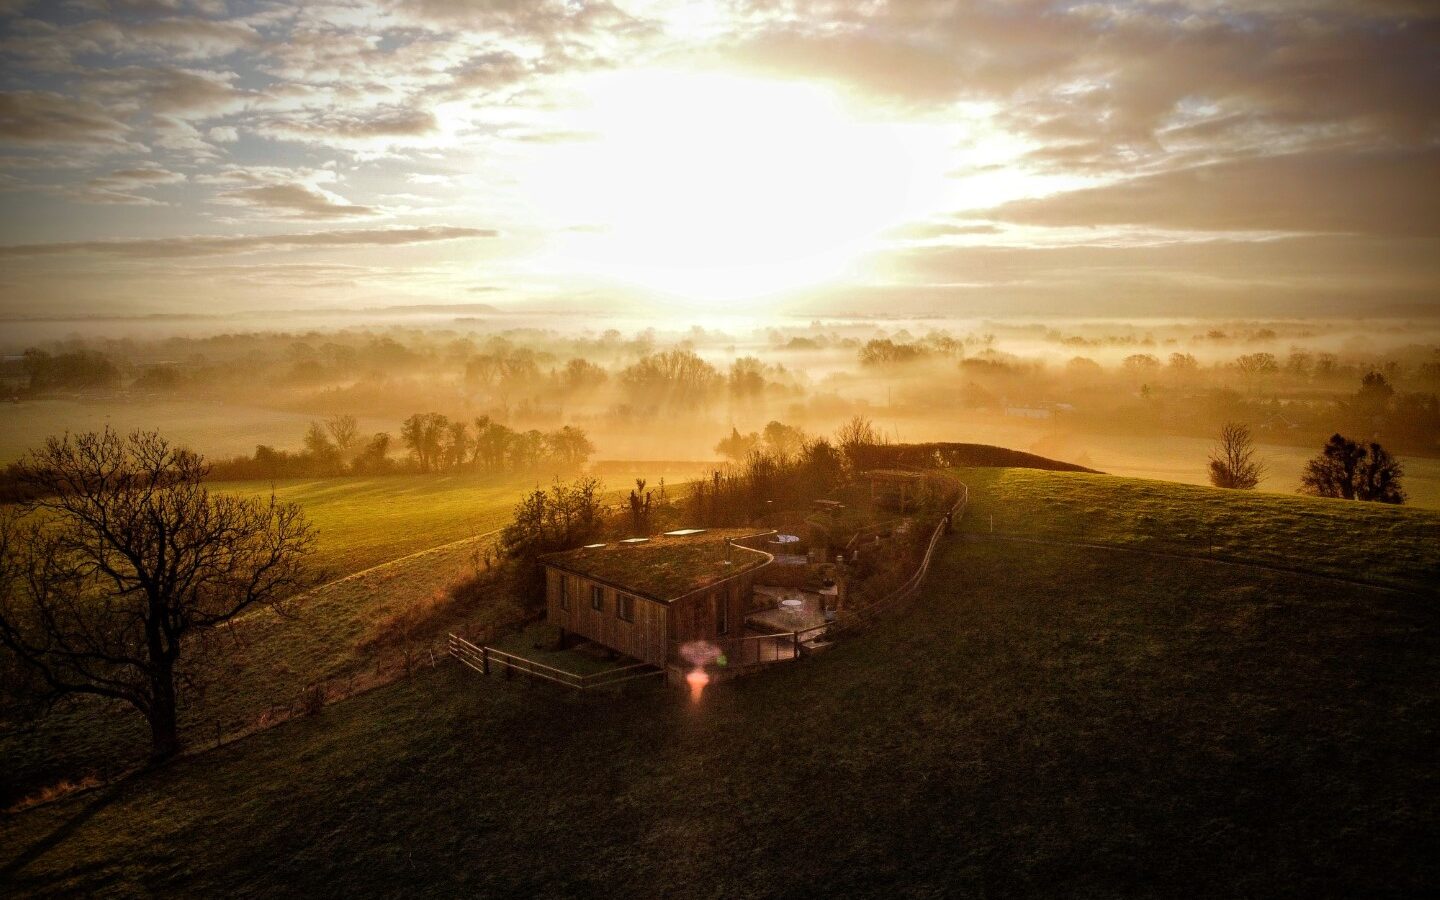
(590, 584, 604, 611)
(617, 592, 634, 622)
(558, 575, 569, 610)
(716, 593, 729, 635)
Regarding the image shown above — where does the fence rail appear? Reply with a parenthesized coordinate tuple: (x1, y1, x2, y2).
(447, 633, 664, 692)
(670, 630, 799, 669)
(829, 480, 969, 634)
(451, 476, 968, 691)
(690, 478, 970, 660)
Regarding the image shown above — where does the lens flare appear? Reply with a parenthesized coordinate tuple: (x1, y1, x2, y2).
(685, 668, 710, 702)
(679, 640, 722, 703)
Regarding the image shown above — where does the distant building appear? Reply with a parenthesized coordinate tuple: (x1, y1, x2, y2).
(540, 528, 774, 667)
(1257, 413, 1302, 431)
(1004, 406, 1052, 420)
(1003, 401, 1074, 420)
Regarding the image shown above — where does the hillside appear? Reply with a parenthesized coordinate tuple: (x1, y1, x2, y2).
(215, 473, 537, 577)
(851, 441, 1102, 473)
(956, 467, 1439, 593)
(0, 474, 534, 804)
(2, 470, 1437, 895)
(0, 469, 678, 803)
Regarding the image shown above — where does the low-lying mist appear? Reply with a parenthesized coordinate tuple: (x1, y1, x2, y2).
(2, 312, 1437, 506)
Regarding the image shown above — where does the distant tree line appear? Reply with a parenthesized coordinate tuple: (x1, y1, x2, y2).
(205, 414, 595, 481)
(19, 349, 120, 391)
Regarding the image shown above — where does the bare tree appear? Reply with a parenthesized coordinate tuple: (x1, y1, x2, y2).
(325, 414, 359, 453)
(0, 430, 319, 761)
(835, 414, 882, 454)
(1208, 422, 1264, 489)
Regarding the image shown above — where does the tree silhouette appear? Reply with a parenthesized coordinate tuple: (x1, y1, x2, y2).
(1208, 422, 1264, 489)
(0, 430, 318, 761)
(1299, 433, 1405, 504)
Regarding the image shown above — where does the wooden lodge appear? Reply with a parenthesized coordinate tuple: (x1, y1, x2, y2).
(540, 528, 775, 667)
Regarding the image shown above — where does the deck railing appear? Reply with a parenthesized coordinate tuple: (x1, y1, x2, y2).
(669, 630, 799, 670)
(448, 633, 664, 692)
(674, 478, 970, 664)
(450, 477, 968, 691)
(838, 480, 968, 626)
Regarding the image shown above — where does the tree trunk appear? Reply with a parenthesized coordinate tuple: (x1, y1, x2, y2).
(148, 662, 181, 763)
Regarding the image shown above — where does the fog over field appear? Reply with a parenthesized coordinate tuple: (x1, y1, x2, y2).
(3, 310, 1437, 507)
(2, 1, 1439, 895)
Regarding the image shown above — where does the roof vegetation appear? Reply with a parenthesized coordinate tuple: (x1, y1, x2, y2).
(541, 528, 773, 601)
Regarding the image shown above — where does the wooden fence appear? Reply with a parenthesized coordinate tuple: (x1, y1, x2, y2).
(673, 478, 970, 663)
(670, 630, 799, 670)
(447, 633, 664, 692)
(449, 476, 968, 690)
(823, 480, 967, 636)
(796, 479, 968, 645)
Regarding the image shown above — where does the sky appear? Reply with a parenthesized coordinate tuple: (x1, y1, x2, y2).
(0, 0, 1437, 319)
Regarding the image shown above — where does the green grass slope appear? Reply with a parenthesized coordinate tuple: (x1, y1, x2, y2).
(956, 467, 1440, 593)
(4, 475, 1437, 896)
(0, 537, 517, 805)
(214, 474, 537, 577)
(0, 475, 536, 803)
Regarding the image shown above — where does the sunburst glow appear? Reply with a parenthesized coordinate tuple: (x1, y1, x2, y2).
(522, 70, 957, 307)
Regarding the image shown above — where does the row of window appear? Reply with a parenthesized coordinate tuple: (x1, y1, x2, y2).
(557, 574, 729, 634)
(558, 576, 633, 622)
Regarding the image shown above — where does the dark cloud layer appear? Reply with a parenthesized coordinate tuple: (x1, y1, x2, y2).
(0, 226, 497, 258)
(988, 149, 1440, 237)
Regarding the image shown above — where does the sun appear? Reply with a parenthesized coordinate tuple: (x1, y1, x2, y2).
(519, 69, 955, 309)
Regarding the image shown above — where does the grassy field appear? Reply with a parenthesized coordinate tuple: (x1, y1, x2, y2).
(0, 474, 539, 804)
(0, 398, 392, 465)
(899, 415, 1440, 510)
(214, 474, 538, 577)
(2, 474, 1437, 896)
(1, 469, 682, 803)
(955, 467, 1440, 593)
(0, 530, 518, 806)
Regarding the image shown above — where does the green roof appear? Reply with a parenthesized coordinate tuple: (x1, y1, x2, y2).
(540, 528, 774, 602)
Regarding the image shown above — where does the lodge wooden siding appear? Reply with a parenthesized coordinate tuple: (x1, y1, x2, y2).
(546, 568, 668, 666)
(668, 572, 754, 645)
(545, 566, 760, 666)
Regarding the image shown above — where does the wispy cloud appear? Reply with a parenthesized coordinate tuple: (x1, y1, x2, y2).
(0, 225, 497, 257)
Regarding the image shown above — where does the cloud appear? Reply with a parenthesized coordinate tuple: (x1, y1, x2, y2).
(0, 90, 134, 147)
(286, 107, 437, 139)
(66, 163, 186, 204)
(214, 182, 378, 219)
(0, 225, 498, 258)
(68, 66, 250, 123)
(887, 221, 1003, 241)
(199, 165, 380, 219)
(2, 15, 259, 67)
(986, 149, 1440, 237)
(724, 0, 1440, 172)
(207, 125, 237, 142)
(391, 0, 644, 36)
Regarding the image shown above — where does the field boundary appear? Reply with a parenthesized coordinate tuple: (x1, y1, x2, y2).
(448, 634, 664, 691)
(228, 528, 503, 628)
(966, 532, 1434, 597)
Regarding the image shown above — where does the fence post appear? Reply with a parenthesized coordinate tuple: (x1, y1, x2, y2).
(481, 645, 490, 675)
(793, 630, 800, 658)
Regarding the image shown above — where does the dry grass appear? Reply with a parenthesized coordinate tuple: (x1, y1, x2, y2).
(4, 774, 103, 815)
